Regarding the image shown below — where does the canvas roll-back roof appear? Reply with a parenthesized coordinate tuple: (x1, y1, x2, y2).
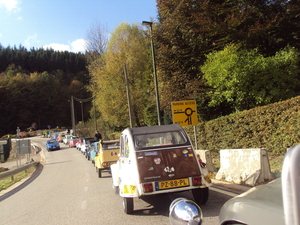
(126, 124, 184, 135)
(102, 140, 119, 144)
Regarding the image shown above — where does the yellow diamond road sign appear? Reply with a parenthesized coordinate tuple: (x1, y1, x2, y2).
(171, 100, 198, 126)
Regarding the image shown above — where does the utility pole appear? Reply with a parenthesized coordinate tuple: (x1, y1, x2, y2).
(71, 96, 76, 136)
(123, 64, 134, 128)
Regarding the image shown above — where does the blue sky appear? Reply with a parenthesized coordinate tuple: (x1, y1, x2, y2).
(0, 0, 158, 52)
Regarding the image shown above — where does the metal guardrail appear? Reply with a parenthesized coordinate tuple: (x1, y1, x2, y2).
(0, 162, 38, 180)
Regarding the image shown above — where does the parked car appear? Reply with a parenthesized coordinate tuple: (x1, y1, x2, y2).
(85, 140, 98, 159)
(89, 141, 99, 163)
(80, 138, 95, 154)
(47, 131, 54, 138)
(68, 136, 79, 148)
(50, 132, 60, 140)
(46, 139, 60, 151)
(76, 137, 83, 150)
(63, 134, 73, 145)
(110, 124, 211, 214)
(94, 140, 120, 177)
(56, 133, 65, 143)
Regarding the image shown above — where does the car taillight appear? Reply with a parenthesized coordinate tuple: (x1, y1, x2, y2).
(142, 183, 153, 193)
(192, 176, 202, 186)
(102, 162, 109, 167)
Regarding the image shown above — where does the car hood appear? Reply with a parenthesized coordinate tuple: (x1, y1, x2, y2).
(219, 179, 284, 225)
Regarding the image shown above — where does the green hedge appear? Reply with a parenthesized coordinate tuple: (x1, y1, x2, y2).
(185, 96, 300, 155)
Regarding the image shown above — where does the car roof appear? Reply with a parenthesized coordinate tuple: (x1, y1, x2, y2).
(126, 124, 184, 136)
(102, 140, 119, 144)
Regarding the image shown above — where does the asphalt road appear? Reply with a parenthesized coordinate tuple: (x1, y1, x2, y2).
(0, 138, 234, 225)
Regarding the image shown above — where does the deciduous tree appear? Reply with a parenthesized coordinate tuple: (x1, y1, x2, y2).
(88, 23, 154, 128)
(201, 45, 300, 111)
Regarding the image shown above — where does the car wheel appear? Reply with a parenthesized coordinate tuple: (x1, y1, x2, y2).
(98, 169, 102, 178)
(192, 187, 209, 205)
(122, 197, 134, 214)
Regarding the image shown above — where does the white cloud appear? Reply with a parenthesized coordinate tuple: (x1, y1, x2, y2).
(23, 35, 86, 53)
(24, 34, 40, 49)
(70, 39, 86, 53)
(43, 39, 86, 53)
(0, 0, 20, 12)
(43, 43, 71, 52)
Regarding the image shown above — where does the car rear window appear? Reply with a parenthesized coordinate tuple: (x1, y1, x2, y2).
(135, 131, 186, 149)
(102, 142, 120, 150)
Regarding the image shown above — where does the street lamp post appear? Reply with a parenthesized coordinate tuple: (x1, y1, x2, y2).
(93, 96, 97, 131)
(142, 21, 161, 126)
(71, 96, 76, 136)
(80, 101, 84, 123)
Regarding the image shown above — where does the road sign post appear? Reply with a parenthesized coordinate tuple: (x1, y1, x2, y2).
(172, 100, 198, 149)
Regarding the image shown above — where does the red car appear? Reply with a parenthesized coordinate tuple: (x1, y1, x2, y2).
(76, 137, 84, 150)
(68, 136, 79, 148)
(56, 133, 65, 143)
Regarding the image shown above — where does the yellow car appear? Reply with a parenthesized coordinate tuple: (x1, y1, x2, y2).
(94, 140, 120, 178)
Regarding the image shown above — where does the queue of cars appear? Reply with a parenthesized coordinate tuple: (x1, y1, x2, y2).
(75, 137, 120, 178)
(43, 127, 299, 222)
(44, 126, 211, 215)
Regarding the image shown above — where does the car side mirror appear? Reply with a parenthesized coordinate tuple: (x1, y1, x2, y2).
(169, 198, 203, 225)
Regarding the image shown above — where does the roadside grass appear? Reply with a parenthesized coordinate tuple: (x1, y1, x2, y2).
(0, 166, 37, 191)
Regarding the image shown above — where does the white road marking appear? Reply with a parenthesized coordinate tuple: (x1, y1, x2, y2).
(210, 187, 238, 197)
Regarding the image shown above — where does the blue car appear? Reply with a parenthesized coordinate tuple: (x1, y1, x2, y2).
(89, 141, 99, 163)
(46, 139, 60, 151)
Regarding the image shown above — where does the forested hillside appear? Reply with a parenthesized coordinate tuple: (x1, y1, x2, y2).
(0, 45, 90, 137)
(0, 45, 89, 85)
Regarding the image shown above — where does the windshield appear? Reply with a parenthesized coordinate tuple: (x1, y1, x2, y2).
(135, 131, 186, 149)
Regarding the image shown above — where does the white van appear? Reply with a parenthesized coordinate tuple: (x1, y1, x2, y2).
(111, 124, 211, 214)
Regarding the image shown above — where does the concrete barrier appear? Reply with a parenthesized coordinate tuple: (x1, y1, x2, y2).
(215, 148, 274, 186)
(194, 150, 217, 173)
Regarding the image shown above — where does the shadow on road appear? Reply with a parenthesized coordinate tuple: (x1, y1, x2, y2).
(128, 189, 230, 218)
